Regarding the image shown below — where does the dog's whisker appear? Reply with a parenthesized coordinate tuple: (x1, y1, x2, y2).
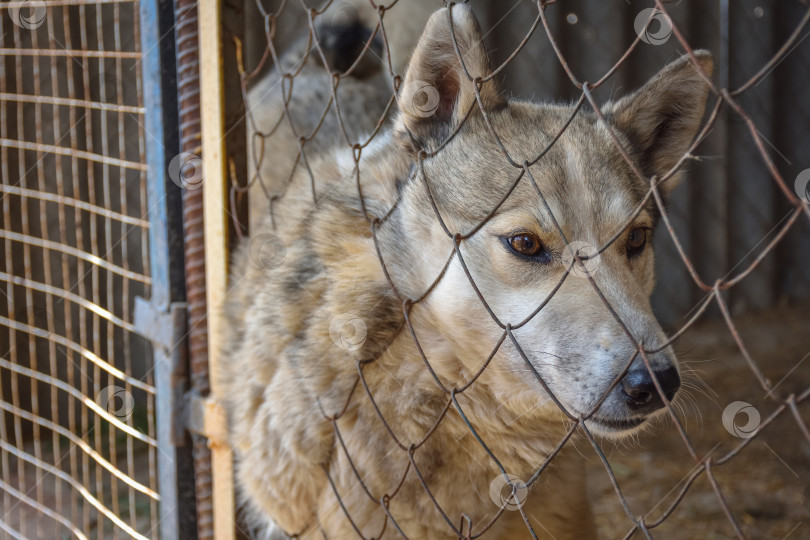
(680, 367, 718, 394)
(681, 378, 719, 404)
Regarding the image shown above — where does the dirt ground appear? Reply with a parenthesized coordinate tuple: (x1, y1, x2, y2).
(586, 304, 810, 539)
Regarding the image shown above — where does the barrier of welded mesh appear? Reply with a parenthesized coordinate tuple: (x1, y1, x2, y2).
(224, 1, 810, 538)
(0, 1, 159, 538)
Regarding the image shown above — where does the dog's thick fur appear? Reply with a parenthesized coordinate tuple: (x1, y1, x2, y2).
(222, 5, 713, 539)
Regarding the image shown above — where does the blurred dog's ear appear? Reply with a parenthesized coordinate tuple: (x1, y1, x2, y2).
(604, 51, 714, 195)
(394, 4, 503, 154)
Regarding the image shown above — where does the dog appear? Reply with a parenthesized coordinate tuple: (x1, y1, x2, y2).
(222, 4, 713, 538)
(243, 0, 436, 232)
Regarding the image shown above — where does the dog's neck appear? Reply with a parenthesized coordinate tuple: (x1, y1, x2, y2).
(369, 308, 570, 463)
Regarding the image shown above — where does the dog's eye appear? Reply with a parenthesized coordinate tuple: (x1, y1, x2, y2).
(626, 227, 648, 257)
(509, 234, 542, 256)
(504, 232, 551, 262)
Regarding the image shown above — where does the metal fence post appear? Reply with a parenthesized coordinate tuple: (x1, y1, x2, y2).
(139, 0, 199, 538)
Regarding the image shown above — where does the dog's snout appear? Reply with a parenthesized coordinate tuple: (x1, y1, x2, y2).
(620, 365, 680, 412)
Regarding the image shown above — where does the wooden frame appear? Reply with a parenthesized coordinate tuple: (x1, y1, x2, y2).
(199, 0, 236, 538)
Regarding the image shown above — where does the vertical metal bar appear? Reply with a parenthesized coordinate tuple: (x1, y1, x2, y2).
(139, 0, 197, 538)
(77, 6, 97, 532)
(141, 0, 182, 313)
(24, 7, 46, 538)
(9, 15, 31, 538)
(0, 10, 14, 531)
(46, 4, 70, 527)
(61, 5, 89, 528)
(173, 0, 216, 536)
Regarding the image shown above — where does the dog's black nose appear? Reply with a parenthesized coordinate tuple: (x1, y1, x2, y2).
(620, 366, 680, 412)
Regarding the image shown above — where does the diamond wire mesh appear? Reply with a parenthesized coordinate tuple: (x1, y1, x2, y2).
(226, 0, 810, 538)
(0, 1, 159, 538)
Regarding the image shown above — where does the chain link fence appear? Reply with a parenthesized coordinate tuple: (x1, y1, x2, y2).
(0, 0, 807, 538)
(223, 0, 810, 538)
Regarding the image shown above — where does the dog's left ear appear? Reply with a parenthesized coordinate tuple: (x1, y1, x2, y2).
(604, 51, 714, 194)
(394, 4, 504, 154)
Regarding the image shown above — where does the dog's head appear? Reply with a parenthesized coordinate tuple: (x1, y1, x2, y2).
(381, 5, 713, 437)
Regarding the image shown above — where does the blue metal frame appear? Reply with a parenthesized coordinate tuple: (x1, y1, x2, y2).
(139, 0, 197, 538)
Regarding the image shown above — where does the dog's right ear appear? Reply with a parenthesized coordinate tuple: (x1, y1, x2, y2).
(394, 5, 503, 154)
(604, 51, 714, 195)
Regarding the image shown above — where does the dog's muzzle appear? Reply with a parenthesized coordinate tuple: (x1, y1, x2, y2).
(589, 360, 680, 434)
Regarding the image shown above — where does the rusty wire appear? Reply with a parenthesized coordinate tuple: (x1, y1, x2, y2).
(232, 0, 810, 538)
(0, 1, 159, 538)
